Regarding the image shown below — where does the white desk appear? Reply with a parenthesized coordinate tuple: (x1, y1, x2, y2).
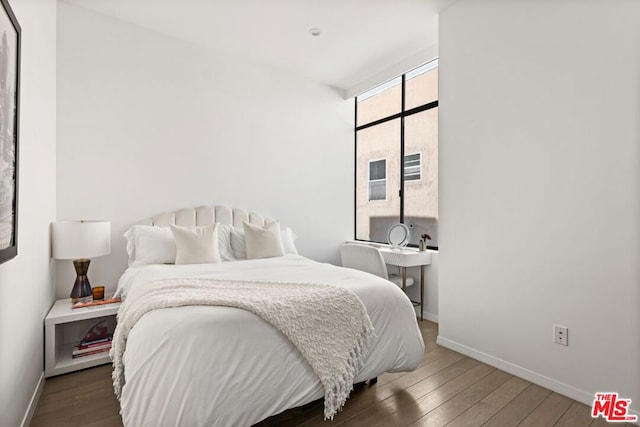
(378, 247, 432, 321)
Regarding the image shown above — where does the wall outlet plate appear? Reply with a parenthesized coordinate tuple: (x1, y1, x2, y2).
(553, 325, 568, 346)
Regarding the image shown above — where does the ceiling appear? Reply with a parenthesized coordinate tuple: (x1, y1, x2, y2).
(63, 0, 454, 95)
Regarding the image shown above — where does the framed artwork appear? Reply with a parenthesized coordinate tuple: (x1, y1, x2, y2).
(0, 0, 20, 265)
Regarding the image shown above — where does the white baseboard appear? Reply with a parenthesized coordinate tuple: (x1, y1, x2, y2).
(21, 372, 44, 427)
(436, 336, 599, 411)
(437, 337, 640, 418)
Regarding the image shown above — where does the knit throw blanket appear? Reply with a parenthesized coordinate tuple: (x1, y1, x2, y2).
(110, 278, 374, 420)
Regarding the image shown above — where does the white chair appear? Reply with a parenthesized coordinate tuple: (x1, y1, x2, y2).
(340, 243, 415, 289)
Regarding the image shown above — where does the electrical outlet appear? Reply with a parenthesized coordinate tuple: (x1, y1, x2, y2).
(553, 325, 568, 346)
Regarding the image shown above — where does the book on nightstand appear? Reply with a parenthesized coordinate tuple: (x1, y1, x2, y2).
(72, 320, 113, 358)
(72, 342, 112, 358)
(71, 297, 120, 309)
(78, 335, 112, 349)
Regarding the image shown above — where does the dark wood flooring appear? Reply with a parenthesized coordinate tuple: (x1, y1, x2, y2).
(31, 320, 635, 426)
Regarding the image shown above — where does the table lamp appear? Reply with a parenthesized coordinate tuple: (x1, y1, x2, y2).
(51, 220, 111, 302)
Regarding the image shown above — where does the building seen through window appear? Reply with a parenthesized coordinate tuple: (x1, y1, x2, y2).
(355, 60, 438, 248)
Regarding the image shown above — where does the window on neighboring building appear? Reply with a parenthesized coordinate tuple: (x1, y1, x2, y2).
(355, 59, 438, 248)
(404, 153, 421, 181)
(368, 159, 386, 201)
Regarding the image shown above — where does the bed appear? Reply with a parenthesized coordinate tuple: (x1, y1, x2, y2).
(111, 206, 425, 426)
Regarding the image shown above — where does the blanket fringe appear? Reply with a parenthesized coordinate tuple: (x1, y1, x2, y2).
(323, 323, 374, 420)
(110, 347, 122, 400)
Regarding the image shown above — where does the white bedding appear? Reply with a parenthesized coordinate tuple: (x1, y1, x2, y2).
(115, 255, 424, 427)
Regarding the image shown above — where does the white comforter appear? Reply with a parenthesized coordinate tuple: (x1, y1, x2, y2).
(115, 255, 424, 427)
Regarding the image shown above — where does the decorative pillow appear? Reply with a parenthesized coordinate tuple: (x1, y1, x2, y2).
(243, 221, 285, 259)
(170, 224, 221, 265)
(230, 224, 298, 259)
(123, 225, 175, 267)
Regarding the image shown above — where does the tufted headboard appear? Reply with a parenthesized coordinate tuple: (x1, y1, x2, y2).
(139, 206, 275, 228)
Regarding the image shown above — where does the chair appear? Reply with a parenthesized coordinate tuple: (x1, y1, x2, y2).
(340, 243, 414, 289)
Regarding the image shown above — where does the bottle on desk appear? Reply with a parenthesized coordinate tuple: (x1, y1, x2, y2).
(419, 233, 431, 251)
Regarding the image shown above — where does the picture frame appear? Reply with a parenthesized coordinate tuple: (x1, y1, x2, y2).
(0, 0, 20, 265)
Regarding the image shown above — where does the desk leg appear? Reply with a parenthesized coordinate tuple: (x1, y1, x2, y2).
(420, 265, 424, 321)
(402, 267, 407, 292)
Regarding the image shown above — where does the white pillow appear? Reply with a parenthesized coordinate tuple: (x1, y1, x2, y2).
(123, 225, 175, 267)
(231, 224, 298, 259)
(230, 226, 247, 259)
(170, 224, 221, 265)
(216, 223, 235, 262)
(280, 227, 298, 255)
(243, 221, 285, 259)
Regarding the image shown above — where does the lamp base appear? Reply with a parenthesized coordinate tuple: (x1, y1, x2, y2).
(70, 259, 93, 303)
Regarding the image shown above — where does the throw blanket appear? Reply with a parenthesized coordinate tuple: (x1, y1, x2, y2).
(110, 278, 375, 420)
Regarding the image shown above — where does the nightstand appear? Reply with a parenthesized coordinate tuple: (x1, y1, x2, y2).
(44, 298, 120, 377)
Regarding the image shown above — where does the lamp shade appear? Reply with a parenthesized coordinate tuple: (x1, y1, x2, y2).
(51, 220, 111, 260)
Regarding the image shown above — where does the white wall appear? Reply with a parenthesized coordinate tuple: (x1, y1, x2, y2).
(439, 0, 639, 413)
(0, 0, 56, 425)
(56, 3, 354, 296)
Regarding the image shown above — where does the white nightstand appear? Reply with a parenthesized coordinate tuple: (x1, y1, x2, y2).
(44, 298, 120, 377)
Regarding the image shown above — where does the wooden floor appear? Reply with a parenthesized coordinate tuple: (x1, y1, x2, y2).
(31, 320, 635, 427)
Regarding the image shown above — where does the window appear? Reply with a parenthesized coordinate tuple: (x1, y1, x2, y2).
(404, 153, 421, 181)
(368, 159, 386, 201)
(355, 59, 438, 248)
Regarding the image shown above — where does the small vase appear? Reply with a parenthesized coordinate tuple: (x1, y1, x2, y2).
(419, 239, 426, 251)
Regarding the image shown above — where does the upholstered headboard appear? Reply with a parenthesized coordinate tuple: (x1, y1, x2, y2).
(140, 206, 275, 228)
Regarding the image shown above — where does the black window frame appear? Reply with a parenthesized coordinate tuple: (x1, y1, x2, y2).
(354, 60, 439, 250)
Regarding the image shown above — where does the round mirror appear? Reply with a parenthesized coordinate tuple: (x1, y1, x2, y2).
(387, 223, 410, 248)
